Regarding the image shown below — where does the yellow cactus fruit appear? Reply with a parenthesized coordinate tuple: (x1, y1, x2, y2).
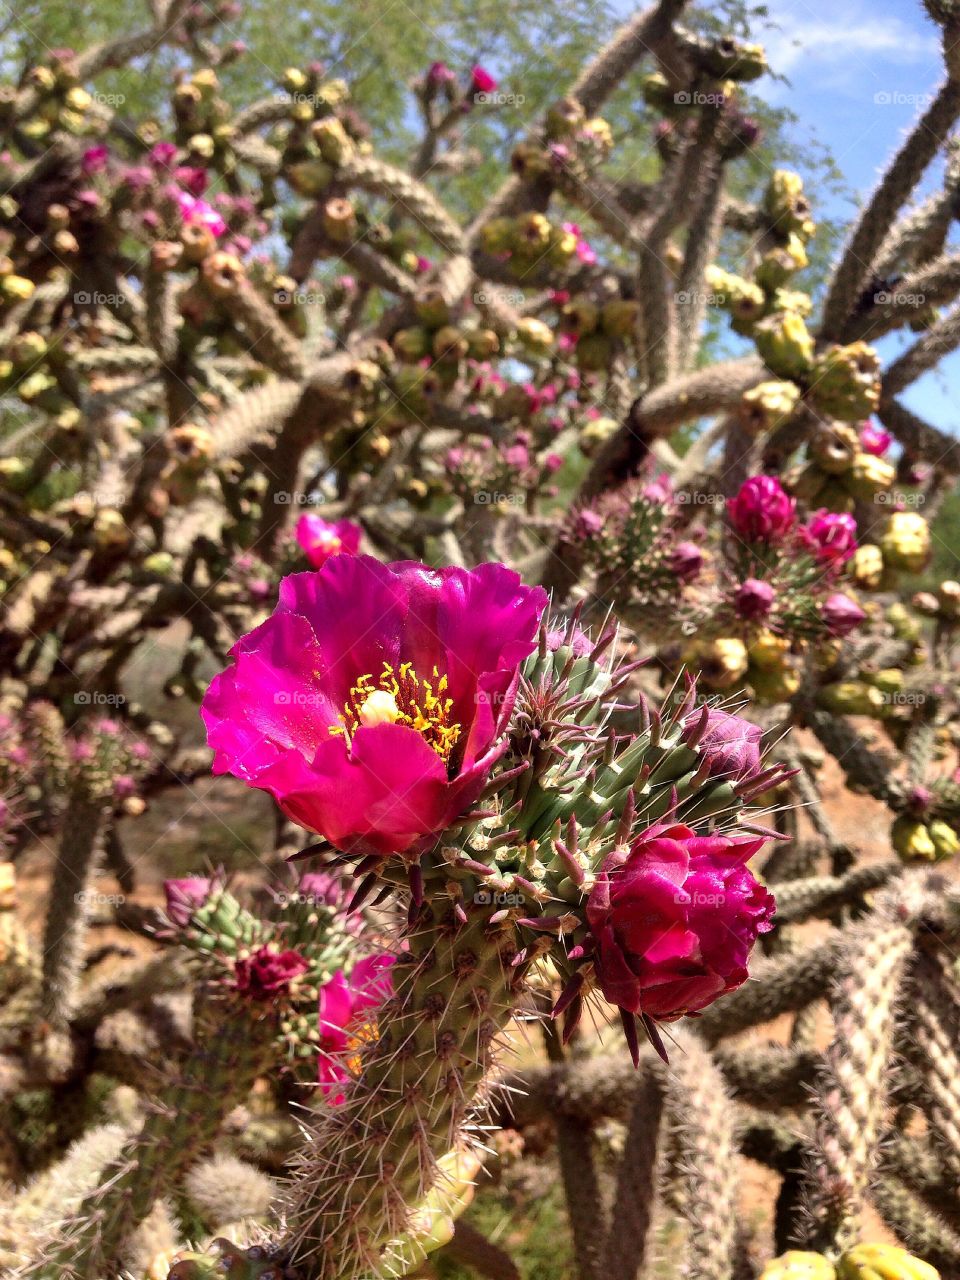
(760, 1252, 837, 1280)
(836, 1243, 939, 1280)
(880, 511, 931, 573)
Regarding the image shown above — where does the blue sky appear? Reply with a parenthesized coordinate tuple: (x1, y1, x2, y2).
(754, 0, 957, 434)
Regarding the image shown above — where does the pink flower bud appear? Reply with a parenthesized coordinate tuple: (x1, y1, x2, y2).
(586, 822, 774, 1021)
(727, 476, 795, 543)
(734, 577, 775, 619)
(821, 592, 866, 637)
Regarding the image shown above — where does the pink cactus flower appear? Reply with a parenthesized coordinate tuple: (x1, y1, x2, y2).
(164, 876, 213, 926)
(586, 821, 775, 1021)
(318, 955, 395, 1100)
(295, 513, 362, 569)
(734, 577, 775, 620)
(859, 422, 892, 456)
(682, 707, 763, 781)
(234, 945, 308, 999)
(821, 592, 866, 637)
(150, 142, 179, 169)
(669, 541, 704, 583)
(800, 510, 858, 566)
(470, 65, 498, 95)
(727, 476, 795, 543)
(201, 558, 547, 858)
(81, 146, 109, 175)
(174, 190, 226, 237)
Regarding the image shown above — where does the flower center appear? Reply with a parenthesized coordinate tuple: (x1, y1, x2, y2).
(330, 661, 461, 762)
(345, 1019, 379, 1077)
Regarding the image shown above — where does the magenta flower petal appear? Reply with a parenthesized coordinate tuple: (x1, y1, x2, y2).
(201, 557, 546, 858)
(586, 821, 775, 1021)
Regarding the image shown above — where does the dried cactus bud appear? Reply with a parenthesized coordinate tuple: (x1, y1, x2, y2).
(936, 579, 960, 618)
(180, 218, 217, 263)
(891, 816, 938, 862)
(817, 681, 885, 716)
(880, 511, 931, 573)
(393, 326, 431, 362)
(740, 380, 801, 434)
(200, 251, 245, 298)
(312, 117, 354, 164)
(578, 415, 619, 455)
(515, 317, 554, 353)
(760, 1252, 837, 1280)
(763, 168, 813, 235)
(754, 310, 815, 378)
(600, 298, 640, 337)
(748, 628, 791, 672)
(810, 422, 861, 475)
(836, 1243, 939, 1280)
(850, 543, 885, 589)
(756, 234, 809, 289)
(846, 452, 896, 501)
(808, 342, 882, 421)
(1, 274, 36, 302)
(685, 637, 749, 689)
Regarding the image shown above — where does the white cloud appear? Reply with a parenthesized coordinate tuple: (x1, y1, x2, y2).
(759, 0, 939, 82)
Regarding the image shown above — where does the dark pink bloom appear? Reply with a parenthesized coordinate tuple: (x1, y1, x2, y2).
(235, 945, 308, 999)
(175, 190, 226, 236)
(318, 955, 395, 1099)
(734, 577, 775, 619)
(470, 65, 498, 95)
(201, 558, 547, 858)
(727, 476, 795, 543)
(682, 707, 762, 781)
(821, 592, 865, 637)
(81, 146, 109, 175)
(800, 510, 857, 566)
(164, 876, 213, 926)
(669, 541, 703, 583)
(427, 61, 456, 86)
(586, 822, 775, 1021)
(860, 423, 892, 456)
(174, 165, 209, 196)
(150, 141, 179, 168)
(295, 513, 362, 569)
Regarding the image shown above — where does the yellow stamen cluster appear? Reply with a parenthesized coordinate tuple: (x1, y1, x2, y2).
(345, 1019, 379, 1078)
(330, 661, 462, 762)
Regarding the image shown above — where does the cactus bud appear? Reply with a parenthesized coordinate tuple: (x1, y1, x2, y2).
(761, 1253, 837, 1280)
(754, 310, 815, 378)
(836, 1244, 939, 1280)
(880, 511, 931, 573)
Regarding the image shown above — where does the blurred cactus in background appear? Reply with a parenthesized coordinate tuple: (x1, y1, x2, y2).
(1, 0, 960, 1278)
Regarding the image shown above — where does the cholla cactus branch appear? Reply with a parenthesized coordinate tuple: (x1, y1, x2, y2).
(820, 77, 960, 341)
(664, 1031, 737, 1280)
(800, 881, 920, 1252)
